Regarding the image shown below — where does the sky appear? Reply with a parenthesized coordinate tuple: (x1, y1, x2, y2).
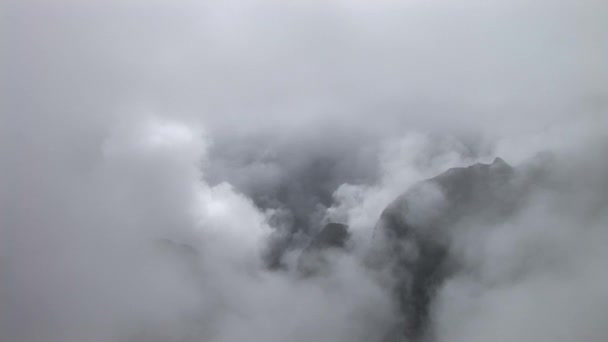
(1, 0, 607, 341)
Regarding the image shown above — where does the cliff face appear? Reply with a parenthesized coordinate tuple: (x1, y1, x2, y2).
(372, 157, 524, 339)
(297, 156, 552, 340)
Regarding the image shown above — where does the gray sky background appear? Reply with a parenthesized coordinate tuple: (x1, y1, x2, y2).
(1, 0, 607, 341)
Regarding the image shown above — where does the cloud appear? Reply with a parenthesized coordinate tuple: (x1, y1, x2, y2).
(1, 0, 606, 341)
(433, 149, 608, 342)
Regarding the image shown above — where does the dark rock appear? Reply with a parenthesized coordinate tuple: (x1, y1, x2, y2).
(297, 223, 349, 276)
(372, 157, 520, 339)
(307, 222, 349, 250)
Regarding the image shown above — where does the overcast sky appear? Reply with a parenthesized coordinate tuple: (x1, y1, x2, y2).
(1, 0, 607, 341)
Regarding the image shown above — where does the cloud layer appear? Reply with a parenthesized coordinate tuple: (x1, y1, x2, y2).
(2, 0, 607, 341)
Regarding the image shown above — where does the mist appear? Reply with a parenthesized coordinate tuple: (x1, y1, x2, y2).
(1, 0, 607, 341)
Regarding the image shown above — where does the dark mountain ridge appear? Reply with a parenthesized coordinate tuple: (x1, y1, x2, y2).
(302, 156, 553, 340)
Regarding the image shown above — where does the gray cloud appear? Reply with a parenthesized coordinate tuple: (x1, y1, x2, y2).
(1, 0, 607, 341)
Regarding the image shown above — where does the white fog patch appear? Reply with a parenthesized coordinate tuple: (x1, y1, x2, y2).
(434, 216, 608, 342)
(84, 116, 394, 342)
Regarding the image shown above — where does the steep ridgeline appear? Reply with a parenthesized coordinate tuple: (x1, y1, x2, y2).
(293, 155, 553, 340)
(372, 157, 525, 340)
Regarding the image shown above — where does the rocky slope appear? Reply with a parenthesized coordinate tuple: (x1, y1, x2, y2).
(302, 157, 550, 340)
